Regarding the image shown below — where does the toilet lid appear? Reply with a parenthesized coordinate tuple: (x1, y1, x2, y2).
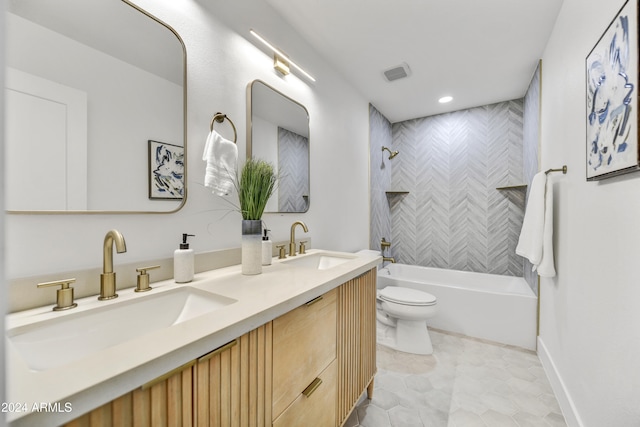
(378, 286, 436, 306)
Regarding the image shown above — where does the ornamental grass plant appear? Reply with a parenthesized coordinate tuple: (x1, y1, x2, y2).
(235, 158, 277, 220)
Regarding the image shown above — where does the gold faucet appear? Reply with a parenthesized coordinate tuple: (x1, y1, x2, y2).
(99, 229, 127, 300)
(383, 256, 396, 263)
(381, 238, 391, 250)
(289, 221, 308, 256)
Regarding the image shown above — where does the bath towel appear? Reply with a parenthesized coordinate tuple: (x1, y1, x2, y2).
(202, 130, 237, 196)
(516, 171, 556, 278)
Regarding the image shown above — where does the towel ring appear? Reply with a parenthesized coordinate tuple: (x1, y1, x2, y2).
(210, 112, 237, 144)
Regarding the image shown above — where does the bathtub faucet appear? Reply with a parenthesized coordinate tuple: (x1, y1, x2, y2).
(383, 256, 396, 263)
(381, 238, 391, 250)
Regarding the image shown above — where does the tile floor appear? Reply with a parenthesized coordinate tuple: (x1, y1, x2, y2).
(346, 329, 566, 427)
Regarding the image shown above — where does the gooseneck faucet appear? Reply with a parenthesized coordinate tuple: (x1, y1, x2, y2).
(99, 229, 127, 300)
(289, 221, 308, 256)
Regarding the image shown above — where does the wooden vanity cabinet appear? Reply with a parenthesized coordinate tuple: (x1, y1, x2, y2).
(336, 268, 377, 425)
(62, 268, 376, 427)
(272, 288, 337, 425)
(271, 269, 377, 427)
(272, 359, 337, 427)
(194, 324, 272, 427)
(62, 328, 270, 427)
(63, 364, 194, 427)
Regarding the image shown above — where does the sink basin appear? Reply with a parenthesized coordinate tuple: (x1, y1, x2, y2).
(282, 252, 356, 270)
(7, 287, 236, 372)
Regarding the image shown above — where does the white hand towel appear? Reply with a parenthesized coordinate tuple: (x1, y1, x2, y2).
(537, 175, 556, 277)
(202, 130, 237, 196)
(516, 171, 556, 277)
(516, 172, 546, 265)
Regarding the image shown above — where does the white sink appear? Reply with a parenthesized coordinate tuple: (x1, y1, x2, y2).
(282, 252, 356, 270)
(7, 287, 236, 372)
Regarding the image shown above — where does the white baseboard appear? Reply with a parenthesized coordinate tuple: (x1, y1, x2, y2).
(537, 337, 584, 427)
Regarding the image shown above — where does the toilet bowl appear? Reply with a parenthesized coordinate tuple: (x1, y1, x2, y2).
(376, 286, 437, 355)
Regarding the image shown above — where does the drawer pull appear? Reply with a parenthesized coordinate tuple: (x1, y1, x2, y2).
(305, 295, 323, 307)
(198, 339, 238, 363)
(302, 377, 323, 398)
(141, 359, 196, 390)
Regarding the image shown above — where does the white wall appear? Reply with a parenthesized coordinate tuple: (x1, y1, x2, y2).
(539, 0, 640, 425)
(5, 0, 370, 279)
(1, 0, 6, 421)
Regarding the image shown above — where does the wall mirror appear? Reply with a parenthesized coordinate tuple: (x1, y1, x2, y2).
(247, 80, 310, 213)
(5, 0, 186, 213)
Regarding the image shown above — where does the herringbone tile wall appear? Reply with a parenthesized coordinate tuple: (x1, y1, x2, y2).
(369, 105, 393, 252)
(522, 64, 541, 293)
(369, 101, 528, 277)
(278, 127, 309, 212)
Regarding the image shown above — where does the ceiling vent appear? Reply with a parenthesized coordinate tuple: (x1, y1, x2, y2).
(383, 63, 411, 82)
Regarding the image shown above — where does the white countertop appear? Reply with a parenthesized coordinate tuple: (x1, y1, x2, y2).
(5, 249, 380, 426)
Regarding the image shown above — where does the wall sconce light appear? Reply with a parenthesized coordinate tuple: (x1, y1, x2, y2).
(250, 29, 316, 82)
(273, 53, 290, 76)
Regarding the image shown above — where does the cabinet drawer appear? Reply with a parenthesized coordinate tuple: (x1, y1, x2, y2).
(272, 288, 337, 419)
(273, 359, 337, 427)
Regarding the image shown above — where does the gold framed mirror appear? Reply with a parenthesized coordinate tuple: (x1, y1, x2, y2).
(247, 80, 310, 213)
(5, 0, 187, 213)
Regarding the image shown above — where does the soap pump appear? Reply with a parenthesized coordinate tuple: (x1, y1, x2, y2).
(174, 233, 195, 283)
(262, 228, 272, 266)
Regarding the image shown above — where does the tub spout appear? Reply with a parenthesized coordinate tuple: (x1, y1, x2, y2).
(383, 257, 396, 263)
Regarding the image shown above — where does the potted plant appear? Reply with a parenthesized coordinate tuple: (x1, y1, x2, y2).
(235, 158, 277, 275)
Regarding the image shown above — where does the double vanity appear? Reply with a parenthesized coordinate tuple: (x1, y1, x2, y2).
(6, 250, 380, 426)
(5, 0, 373, 425)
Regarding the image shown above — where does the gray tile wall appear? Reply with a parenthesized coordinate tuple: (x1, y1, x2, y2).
(522, 63, 542, 293)
(278, 127, 309, 212)
(369, 100, 528, 277)
(369, 105, 393, 253)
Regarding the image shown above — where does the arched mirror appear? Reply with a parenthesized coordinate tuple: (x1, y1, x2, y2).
(5, 0, 186, 213)
(247, 80, 310, 213)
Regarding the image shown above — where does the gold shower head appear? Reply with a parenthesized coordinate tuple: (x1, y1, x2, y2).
(382, 146, 399, 160)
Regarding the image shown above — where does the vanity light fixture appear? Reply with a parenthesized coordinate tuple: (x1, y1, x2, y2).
(438, 96, 453, 104)
(250, 29, 316, 82)
(273, 53, 290, 76)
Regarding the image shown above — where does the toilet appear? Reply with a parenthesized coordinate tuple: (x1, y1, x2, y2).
(376, 286, 438, 355)
(355, 249, 438, 355)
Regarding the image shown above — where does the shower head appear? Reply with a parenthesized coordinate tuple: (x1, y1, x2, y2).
(382, 146, 399, 160)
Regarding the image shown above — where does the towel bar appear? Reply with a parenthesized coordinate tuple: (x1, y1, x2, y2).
(545, 165, 567, 175)
(209, 112, 237, 143)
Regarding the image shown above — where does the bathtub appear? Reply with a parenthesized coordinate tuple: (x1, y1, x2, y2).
(378, 263, 537, 350)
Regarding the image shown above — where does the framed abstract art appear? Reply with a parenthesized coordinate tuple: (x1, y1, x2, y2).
(148, 140, 184, 199)
(586, 0, 639, 180)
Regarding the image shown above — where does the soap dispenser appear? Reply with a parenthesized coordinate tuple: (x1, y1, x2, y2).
(262, 228, 272, 266)
(174, 233, 195, 283)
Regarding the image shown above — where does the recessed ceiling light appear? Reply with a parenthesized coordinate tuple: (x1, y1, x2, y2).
(438, 96, 453, 103)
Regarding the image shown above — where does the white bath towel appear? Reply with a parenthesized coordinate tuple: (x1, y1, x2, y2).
(516, 171, 556, 278)
(537, 175, 556, 277)
(202, 130, 237, 196)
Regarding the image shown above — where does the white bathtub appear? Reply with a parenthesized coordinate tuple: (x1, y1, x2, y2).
(378, 263, 537, 350)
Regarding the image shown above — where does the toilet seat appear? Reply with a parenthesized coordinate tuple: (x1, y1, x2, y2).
(378, 286, 436, 306)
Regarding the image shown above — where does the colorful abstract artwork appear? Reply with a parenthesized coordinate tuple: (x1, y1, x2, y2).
(148, 140, 184, 199)
(586, 0, 639, 180)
